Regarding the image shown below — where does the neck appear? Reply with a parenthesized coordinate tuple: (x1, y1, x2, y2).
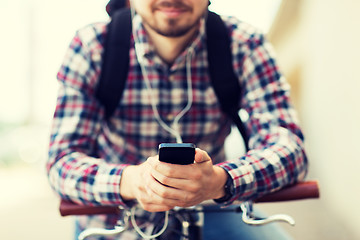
(144, 25, 199, 65)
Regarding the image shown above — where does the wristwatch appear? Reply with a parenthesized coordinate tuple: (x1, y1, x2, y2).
(214, 174, 234, 203)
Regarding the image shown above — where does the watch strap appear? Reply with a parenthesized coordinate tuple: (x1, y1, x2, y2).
(214, 173, 234, 203)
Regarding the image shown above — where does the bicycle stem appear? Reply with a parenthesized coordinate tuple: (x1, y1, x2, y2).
(175, 205, 204, 240)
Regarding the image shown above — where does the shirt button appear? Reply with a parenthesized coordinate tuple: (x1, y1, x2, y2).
(166, 113, 174, 121)
(168, 75, 175, 81)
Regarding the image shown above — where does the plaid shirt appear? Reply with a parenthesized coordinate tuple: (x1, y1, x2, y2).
(47, 13, 307, 239)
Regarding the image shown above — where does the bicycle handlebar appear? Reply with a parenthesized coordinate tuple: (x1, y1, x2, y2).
(59, 180, 319, 217)
(255, 180, 319, 203)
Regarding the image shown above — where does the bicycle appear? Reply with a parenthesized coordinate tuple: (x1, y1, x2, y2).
(59, 180, 319, 240)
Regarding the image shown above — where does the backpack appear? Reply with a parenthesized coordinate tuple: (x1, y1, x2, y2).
(97, 1, 249, 150)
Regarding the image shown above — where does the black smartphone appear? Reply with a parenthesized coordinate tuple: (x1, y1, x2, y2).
(158, 143, 196, 165)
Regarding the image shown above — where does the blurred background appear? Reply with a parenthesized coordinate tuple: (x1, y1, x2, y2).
(1, 0, 359, 239)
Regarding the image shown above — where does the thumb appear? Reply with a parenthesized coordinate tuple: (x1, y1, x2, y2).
(194, 148, 211, 163)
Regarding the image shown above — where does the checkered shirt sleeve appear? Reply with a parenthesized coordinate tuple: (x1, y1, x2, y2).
(217, 16, 308, 204)
(47, 23, 132, 207)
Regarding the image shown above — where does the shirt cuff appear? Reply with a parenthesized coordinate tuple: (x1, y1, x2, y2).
(93, 163, 136, 208)
(217, 160, 255, 204)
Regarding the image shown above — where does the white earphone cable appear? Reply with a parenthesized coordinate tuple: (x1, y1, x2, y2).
(131, 5, 194, 144)
(128, 4, 195, 239)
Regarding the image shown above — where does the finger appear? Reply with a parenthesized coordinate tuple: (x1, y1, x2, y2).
(145, 187, 195, 208)
(145, 204, 173, 213)
(150, 167, 201, 193)
(148, 156, 182, 177)
(194, 148, 211, 163)
(144, 169, 186, 202)
(152, 160, 193, 179)
(144, 182, 187, 208)
(139, 201, 174, 212)
(147, 170, 205, 207)
(136, 184, 176, 210)
(148, 174, 181, 197)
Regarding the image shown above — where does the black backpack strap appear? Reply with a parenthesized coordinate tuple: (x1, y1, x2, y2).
(106, 0, 128, 17)
(97, 8, 249, 150)
(206, 11, 249, 151)
(96, 8, 132, 119)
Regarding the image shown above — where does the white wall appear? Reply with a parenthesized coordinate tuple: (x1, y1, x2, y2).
(299, 0, 360, 237)
(0, 0, 109, 124)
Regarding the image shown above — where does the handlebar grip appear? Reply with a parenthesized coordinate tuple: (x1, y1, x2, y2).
(59, 180, 320, 216)
(255, 180, 320, 203)
(59, 201, 120, 216)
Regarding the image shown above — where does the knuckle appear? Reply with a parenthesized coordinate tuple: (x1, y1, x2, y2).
(142, 204, 152, 212)
(175, 199, 187, 207)
(159, 175, 171, 185)
(157, 188, 167, 198)
(166, 168, 176, 176)
(157, 197, 165, 204)
(188, 183, 201, 192)
(177, 202, 186, 208)
(183, 192, 194, 203)
(138, 185, 145, 191)
(165, 206, 174, 211)
(139, 195, 148, 203)
(158, 188, 172, 199)
(139, 200, 147, 208)
(159, 197, 170, 206)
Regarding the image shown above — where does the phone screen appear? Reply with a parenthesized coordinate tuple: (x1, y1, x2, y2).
(158, 143, 196, 165)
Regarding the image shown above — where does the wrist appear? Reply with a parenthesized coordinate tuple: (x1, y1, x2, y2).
(212, 166, 228, 199)
(119, 165, 136, 201)
(213, 167, 234, 203)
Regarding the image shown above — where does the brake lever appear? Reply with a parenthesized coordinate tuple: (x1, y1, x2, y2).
(240, 201, 295, 226)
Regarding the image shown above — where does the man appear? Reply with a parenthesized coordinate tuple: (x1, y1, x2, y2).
(47, 0, 308, 239)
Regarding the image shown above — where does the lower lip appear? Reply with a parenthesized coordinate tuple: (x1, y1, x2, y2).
(159, 9, 186, 18)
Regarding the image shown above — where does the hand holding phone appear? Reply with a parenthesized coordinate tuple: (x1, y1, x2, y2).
(158, 143, 196, 165)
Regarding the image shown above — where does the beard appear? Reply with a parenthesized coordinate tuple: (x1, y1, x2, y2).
(145, 18, 197, 37)
(141, 0, 206, 37)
